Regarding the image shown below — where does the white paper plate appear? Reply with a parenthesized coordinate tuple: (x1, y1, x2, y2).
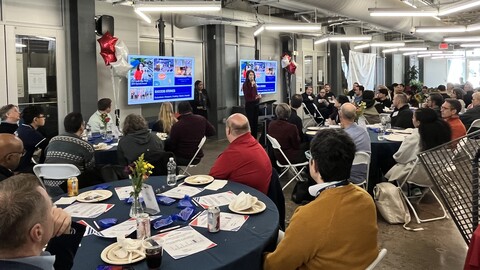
(100, 242, 146, 265)
(184, 175, 214, 185)
(228, 201, 266, 215)
(76, 190, 113, 203)
(384, 134, 407, 142)
(307, 126, 323, 131)
(306, 130, 318, 136)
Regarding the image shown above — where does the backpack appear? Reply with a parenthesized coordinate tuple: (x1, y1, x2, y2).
(373, 182, 423, 231)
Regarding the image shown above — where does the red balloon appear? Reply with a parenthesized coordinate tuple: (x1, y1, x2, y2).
(98, 31, 118, 66)
(100, 51, 117, 66)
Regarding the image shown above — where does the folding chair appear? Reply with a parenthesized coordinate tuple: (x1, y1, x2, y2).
(302, 102, 317, 128)
(311, 103, 325, 125)
(352, 151, 371, 189)
(266, 134, 309, 190)
(399, 157, 448, 223)
(467, 119, 480, 133)
(33, 164, 81, 196)
(178, 136, 206, 176)
(365, 248, 388, 270)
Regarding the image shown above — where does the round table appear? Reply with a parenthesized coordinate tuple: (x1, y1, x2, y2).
(61, 176, 279, 270)
(89, 136, 119, 165)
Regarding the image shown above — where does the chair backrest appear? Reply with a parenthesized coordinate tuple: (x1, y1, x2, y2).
(302, 102, 314, 116)
(467, 119, 480, 133)
(33, 164, 81, 180)
(266, 134, 294, 167)
(352, 151, 371, 183)
(143, 150, 175, 176)
(266, 168, 286, 231)
(33, 164, 81, 189)
(365, 248, 387, 270)
(312, 103, 325, 120)
(182, 136, 207, 175)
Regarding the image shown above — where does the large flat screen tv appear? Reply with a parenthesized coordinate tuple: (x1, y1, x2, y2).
(239, 59, 277, 96)
(127, 55, 195, 105)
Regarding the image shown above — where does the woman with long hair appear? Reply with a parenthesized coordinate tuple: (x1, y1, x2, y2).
(152, 102, 177, 134)
(386, 108, 451, 187)
(451, 87, 466, 113)
(242, 70, 262, 138)
(189, 80, 210, 119)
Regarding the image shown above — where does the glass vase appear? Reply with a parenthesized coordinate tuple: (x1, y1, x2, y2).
(129, 195, 144, 218)
(101, 125, 108, 139)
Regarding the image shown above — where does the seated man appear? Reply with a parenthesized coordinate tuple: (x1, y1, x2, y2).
(315, 88, 334, 119)
(87, 98, 115, 133)
(166, 102, 216, 166)
(16, 106, 48, 173)
(461, 92, 480, 131)
(390, 93, 414, 129)
(340, 103, 371, 184)
(0, 104, 20, 134)
(441, 99, 466, 141)
(268, 103, 306, 164)
(374, 87, 392, 113)
(45, 112, 102, 189)
(425, 93, 444, 118)
(0, 134, 24, 181)
(0, 174, 85, 270)
(302, 85, 322, 124)
(288, 94, 304, 142)
(263, 129, 378, 269)
(209, 113, 272, 194)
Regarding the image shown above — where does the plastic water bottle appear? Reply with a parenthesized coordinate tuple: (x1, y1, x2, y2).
(167, 157, 177, 186)
(86, 124, 92, 141)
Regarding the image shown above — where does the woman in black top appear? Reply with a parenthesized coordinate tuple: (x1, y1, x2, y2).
(190, 80, 210, 120)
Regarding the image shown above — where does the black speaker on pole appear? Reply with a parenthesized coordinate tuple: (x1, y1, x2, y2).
(95, 15, 114, 36)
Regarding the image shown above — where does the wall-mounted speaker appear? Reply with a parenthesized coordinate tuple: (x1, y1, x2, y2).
(95, 15, 114, 36)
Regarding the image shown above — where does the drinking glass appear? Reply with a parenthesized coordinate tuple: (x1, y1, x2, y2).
(136, 213, 151, 240)
(377, 126, 385, 141)
(143, 237, 163, 270)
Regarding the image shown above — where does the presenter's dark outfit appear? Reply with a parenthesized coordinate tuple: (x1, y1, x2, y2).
(243, 81, 259, 139)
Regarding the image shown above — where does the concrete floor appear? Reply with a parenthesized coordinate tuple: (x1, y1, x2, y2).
(187, 138, 468, 270)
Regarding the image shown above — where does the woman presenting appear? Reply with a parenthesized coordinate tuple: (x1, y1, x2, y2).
(243, 70, 262, 139)
(190, 80, 210, 119)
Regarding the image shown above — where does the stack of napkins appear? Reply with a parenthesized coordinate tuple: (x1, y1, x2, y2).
(230, 192, 258, 211)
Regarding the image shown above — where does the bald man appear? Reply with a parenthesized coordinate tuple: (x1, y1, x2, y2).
(339, 103, 371, 184)
(209, 113, 272, 194)
(0, 134, 24, 181)
(461, 92, 480, 131)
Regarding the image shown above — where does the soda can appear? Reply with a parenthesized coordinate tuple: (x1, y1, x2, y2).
(67, 177, 79, 197)
(207, 206, 220, 233)
(136, 213, 151, 240)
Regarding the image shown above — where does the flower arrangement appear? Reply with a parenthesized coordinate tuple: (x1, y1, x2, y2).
(355, 101, 367, 120)
(100, 113, 110, 128)
(125, 153, 155, 199)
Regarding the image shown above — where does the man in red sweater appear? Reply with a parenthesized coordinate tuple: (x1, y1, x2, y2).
(209, 113, 271, 194)
(441, 99, 466, 141)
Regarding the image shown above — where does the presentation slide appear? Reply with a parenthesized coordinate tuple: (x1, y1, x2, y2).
(239, 60, 277, 96)
(128, 55, 194, 105)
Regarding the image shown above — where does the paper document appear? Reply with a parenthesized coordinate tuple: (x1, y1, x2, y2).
(194, 191, 236, 208)
(160, 186, 203, 199)
(100, 218, 137, 238)
(155, 226, 216, 259)
(115, 186, 143, 200)
(54, 196, 77, 205)
(63, 203, 114, 218)
(189, 211, 249, 231)
(204, 180, 228, 191)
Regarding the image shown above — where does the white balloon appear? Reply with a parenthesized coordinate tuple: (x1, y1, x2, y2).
(115, 40, 129, 62)
(110, 56, 132, 77)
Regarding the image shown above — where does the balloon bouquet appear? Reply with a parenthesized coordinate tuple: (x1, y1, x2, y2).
(97, 31, 132, 130)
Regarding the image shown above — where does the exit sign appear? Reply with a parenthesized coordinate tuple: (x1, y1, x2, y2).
(439, 43, 449, 49)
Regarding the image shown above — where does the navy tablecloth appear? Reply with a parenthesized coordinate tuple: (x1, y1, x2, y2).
(89, 136, 119, 165)
(367, 129, 401, 194)
(61, 177, 279, 270)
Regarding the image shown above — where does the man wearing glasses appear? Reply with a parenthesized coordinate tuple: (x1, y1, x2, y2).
(0, 134, 24, 181)
(15, 106, 48, 173)
(441, 99, 466, 140)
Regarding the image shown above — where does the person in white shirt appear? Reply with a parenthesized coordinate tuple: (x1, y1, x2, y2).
(87, 98, 115, 133)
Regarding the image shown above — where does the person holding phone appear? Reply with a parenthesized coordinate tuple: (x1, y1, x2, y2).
(243, 70, 261, 139)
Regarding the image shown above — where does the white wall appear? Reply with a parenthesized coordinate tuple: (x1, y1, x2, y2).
(424, 58, 448, 88)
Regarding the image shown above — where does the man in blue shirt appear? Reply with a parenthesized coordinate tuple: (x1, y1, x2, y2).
(339, 103, 371, 184)
(15, 106, 48, 173)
